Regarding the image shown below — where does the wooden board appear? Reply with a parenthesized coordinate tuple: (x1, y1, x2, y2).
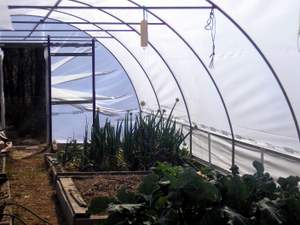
(58, 178, 88, 215)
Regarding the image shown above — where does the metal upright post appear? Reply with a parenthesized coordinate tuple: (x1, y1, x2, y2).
(232, 140, 235, 169)
(0, 50, 5, 130)
(261, 150, 264, 167)
(47, 35, 52, 144)
(208, 133, 212, 165)
(92, 39, 96, 125)
(190, 126, 193, 156)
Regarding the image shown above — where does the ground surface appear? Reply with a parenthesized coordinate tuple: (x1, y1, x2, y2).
(7, 148, 65, 225)
(74, 175, 144, 203)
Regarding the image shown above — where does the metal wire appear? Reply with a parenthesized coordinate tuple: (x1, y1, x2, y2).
(204, 8, 216, 68)
(6, 202, 53, 225)
(0, 213, 28, 225)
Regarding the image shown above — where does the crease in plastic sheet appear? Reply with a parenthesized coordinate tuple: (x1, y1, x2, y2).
(52, 70, 115, 85)
(52, 87, 130, 102)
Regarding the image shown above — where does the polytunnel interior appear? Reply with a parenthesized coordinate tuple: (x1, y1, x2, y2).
(0, 0, 299, 178)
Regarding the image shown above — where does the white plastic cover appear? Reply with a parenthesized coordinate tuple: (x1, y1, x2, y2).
(2, 0, 300, 177)
(0, 0, 13, 30)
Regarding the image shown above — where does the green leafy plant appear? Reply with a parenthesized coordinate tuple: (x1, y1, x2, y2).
(55, 138, 89, 171)
(91, 161, 300, 225)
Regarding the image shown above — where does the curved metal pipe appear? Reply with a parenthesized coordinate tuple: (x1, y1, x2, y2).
(71, 0, 194, 152)
(207, 0, 300, 143)
(12, 14, 142, 112)
(51, 9, 161, 112)
(128, 0, 235, 163)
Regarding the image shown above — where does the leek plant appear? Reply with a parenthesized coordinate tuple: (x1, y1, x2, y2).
(90, 111, 123, 171)
(122, 99, 190, 170)
(123, 112, 138, 170)
(56, 99, 190, 171)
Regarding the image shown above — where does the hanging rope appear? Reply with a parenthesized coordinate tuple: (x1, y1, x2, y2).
(205, 8, 217, 68)
(143, 6, 149, 21)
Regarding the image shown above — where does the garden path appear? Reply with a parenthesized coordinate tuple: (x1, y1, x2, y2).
(7, 149, 65, 225)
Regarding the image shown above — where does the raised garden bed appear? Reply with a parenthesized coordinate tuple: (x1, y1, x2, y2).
(46, 107, 198, 224)
(0, 154, 7, 181)
(56, 172, 147, 225)
(44, 153, 149, 180)
(44, 153, 64, 182)
(74, 174, 144, 204)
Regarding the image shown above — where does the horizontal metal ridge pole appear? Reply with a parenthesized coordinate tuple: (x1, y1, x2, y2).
(9, 6, 213, 10)
(53, 39, 93, 41)
(30, 36, 111, 38)
(50, 39, 97, 42)
(50, 52, 92, 56)
(0, 35, 112, 39)
(25, 0, 62, 39)
(12, 20, 165, 25)
(0, 42, 47, 47)
(50, 42, 92, 47)
(0, 29, 133, 32)
(0, 39, 97, 42)
(51, 100, 93, 105)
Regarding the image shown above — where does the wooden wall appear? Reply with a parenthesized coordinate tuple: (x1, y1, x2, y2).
(2, 47, 46, 143)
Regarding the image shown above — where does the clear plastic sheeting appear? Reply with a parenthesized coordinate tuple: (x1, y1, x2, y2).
(264, 152, 300, 180)
(1, 0, 300, 177)
(190, 130, 209, 162)
(50, 39, 139, 140)
(210, 136, 232, 171)
(235, 144, 262, 175)
(52, 104, 92, 142)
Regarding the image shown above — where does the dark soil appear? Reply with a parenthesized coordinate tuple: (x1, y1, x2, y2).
(7, 149, 65, 225)
(74, 175, 144, 203)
